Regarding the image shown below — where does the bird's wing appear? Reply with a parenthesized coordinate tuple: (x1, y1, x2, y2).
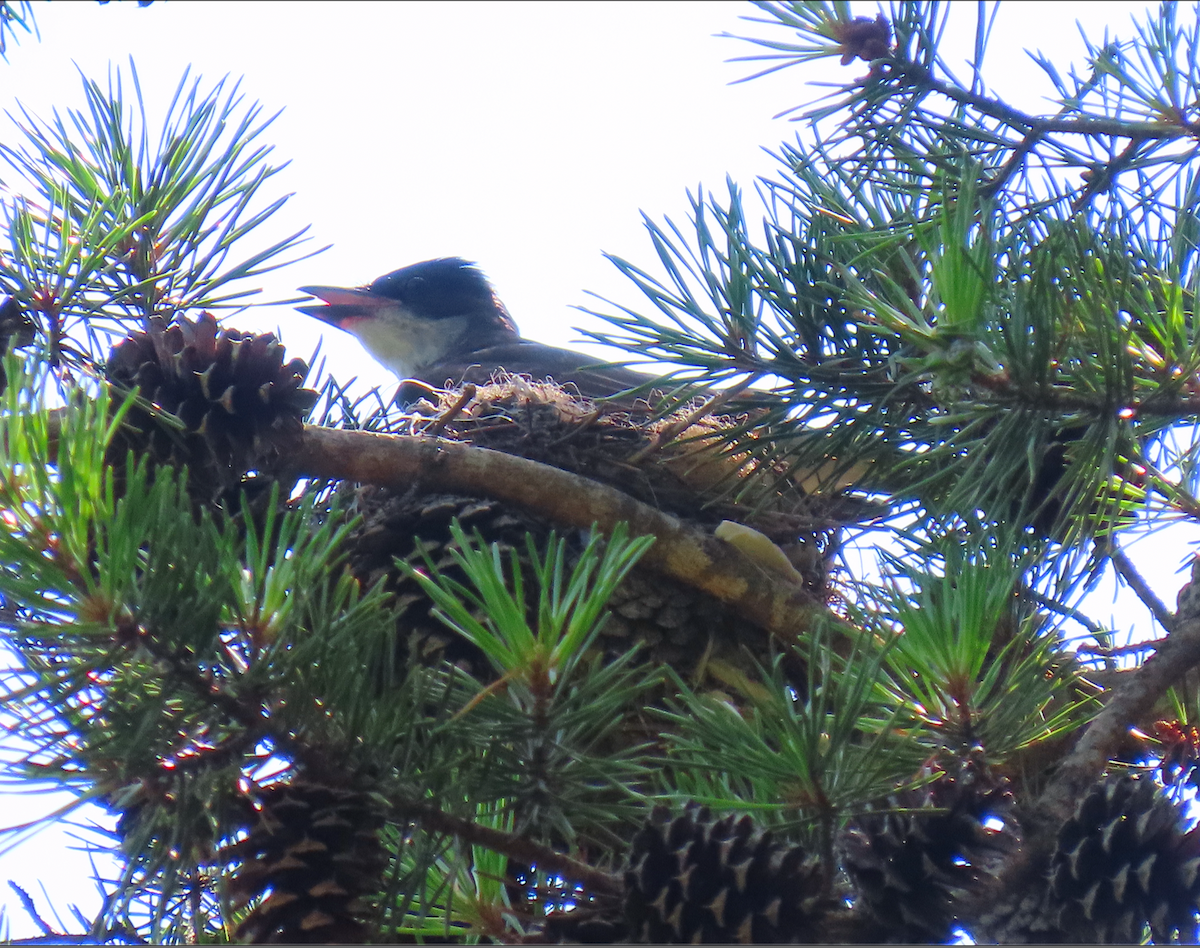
(425, 340, 687, 405)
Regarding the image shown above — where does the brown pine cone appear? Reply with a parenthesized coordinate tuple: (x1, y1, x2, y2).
(106, 312, 318, 504)
(226, 779, 388, 944)
(621, 804, 828, 943)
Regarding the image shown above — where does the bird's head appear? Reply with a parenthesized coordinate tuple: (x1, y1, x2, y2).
(298, 257, 519, 380)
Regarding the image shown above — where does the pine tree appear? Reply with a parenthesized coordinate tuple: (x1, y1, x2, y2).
(2, 2, 1200, 943)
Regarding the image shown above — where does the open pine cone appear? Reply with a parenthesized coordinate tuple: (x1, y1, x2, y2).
(842, 757, 1016, 942)
(106, 312, 318, 503)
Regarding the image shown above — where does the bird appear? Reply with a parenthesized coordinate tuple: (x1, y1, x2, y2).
(297, 257, 877, 498)
(298, 259, 882, 676)
(297, 257, 666, 404)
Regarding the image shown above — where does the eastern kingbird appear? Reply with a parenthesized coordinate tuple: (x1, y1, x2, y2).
(298, 257, 661, 403)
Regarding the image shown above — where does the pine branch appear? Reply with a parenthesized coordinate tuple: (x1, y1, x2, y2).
(884, 59, 1200, 142)
(1037, 612, 1200, 831)
(33, 407, 839, 641)
(9, 5, 1200, 941)
(1108, 542, 1174, 632)
(293, 424, 841, 645)
(393, 797, 622, 897)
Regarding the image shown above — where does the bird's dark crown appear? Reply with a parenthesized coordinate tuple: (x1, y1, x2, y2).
(368, 257, 507, 323)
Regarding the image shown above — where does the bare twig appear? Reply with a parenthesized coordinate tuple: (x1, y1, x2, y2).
(1107, 543, 1174, 631)
(1070, 137, 1148, 213)
(887, 60, 1200, 141)
(422, 383, 476, 438)
(394, 798, 621, 897)
(979, 128, 1045, 200)
(547, 406, 602, 447)
(1077, 636, 1165, 658)
(1023, 586, 1108, 639)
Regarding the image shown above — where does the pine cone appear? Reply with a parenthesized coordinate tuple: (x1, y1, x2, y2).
(841, 759, 1015, 942)
(345, 487, 553, 678)
(828, 14, 892, 65)
(622, 803, 827, 943)
(519, 864, 630, 945)
(1048, 774, 1200, 943)
(343, 486, 772, 686)
(226, 780, 388, 944)
(106, 313, 318, 503)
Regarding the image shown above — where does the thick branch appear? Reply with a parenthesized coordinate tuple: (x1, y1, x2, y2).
(1037, 614, 1200, 829)
(295, 426, 833, 644)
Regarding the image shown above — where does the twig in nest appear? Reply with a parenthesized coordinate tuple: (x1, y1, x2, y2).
(422, 383, 476, 438)
(547, 407, 602, 447)
(625, 378, 754, 465)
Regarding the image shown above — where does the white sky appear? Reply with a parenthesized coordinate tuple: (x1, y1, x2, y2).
(0, 0, 1186, 937)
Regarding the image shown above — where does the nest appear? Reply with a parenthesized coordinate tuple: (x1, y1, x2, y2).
(399, 374, 874, 565)
(335, 374, 882, 687)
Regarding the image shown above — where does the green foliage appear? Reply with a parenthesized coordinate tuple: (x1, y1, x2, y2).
(0, 354, 404, 941)
(403, 523, 662, 842)
(589, 2, 1200, 558)
(577, 7, 1200, 935)
(0, 63, 316, 371)
(406, 521, 655, 685)
(656, 626, 925, 830)
(0, 1, 35, 60)
(2, 2, 1199, 943)
(873, 532, 1086, 759)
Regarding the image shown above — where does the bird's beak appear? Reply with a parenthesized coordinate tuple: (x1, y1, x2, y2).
(296, 285, 395, 329)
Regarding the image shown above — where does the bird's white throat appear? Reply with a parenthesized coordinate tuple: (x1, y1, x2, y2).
(343, 305, 470, 381)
